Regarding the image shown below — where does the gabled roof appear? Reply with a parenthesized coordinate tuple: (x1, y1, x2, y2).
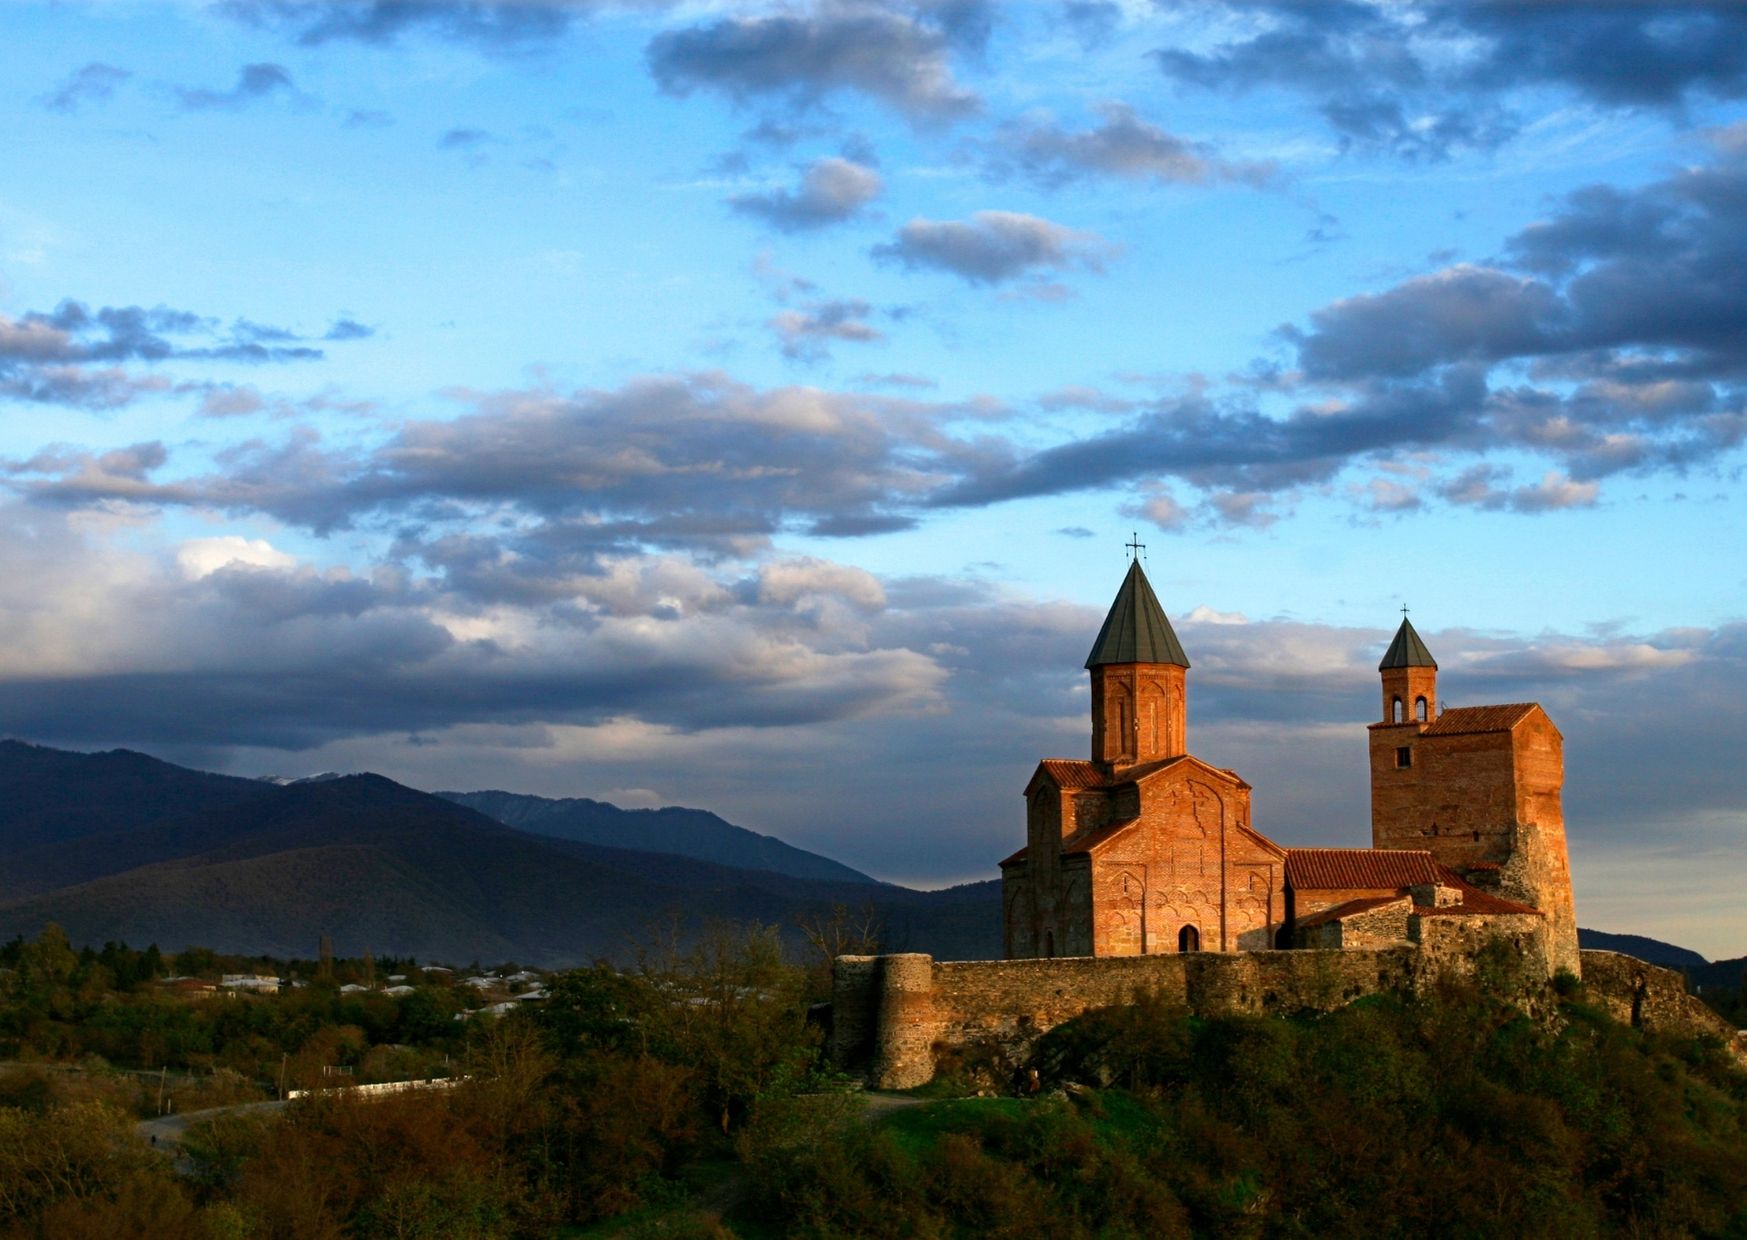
(1285, 847, 1440, 890)
(1085, 560, 1189, 669)
(1028, 758, 1107, 793)
(1295, 895, 1410, 931)
(1421, 703, 1539, 736)
(1062, 815, 1139, 857)
(1378, 617, 1437, 670)
(1421, 867, 1542, 917)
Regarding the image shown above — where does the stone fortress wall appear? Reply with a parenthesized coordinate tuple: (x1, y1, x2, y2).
(831, 946, 1746, 1090)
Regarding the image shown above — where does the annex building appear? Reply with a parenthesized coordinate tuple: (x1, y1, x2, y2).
(999, 560, 1580, 976)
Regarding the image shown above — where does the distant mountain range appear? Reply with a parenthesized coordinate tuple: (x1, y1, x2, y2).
(436, 789, 878, 887)
(0, 740, 995, 965)
(0, 739, 1735, 982)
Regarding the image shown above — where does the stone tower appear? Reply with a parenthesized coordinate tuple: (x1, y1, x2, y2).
(1368, 618, 1580, 975)
(1085, 559, 1190, 769)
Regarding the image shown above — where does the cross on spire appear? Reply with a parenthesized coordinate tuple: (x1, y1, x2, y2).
(1401, 604, 1410, 619)
(1125, 531, 1146, 560)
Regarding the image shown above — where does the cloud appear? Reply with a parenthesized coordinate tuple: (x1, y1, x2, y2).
(174, 63, 297, 111)
(1153, 2, 1747, 160)
(177, 535, 299, 579)
(873, 211, 1113, 285)
(0, 298, 351, 411)
(769, 298, 884, 361)
(323, 318, 374, 341)
(1289, 264, 1567, 382)
(0, 505, 946, 760)
(1436, 467, 1599, 514)
(220, 0, 585, 48)
(731, 156, 883, 231)
(3, 505, 1739, 953)
(995, 103, 1274, 189)
(647, 2, 981, 123)
(40, 63, 131, 112)
(439, 127, 496, 149)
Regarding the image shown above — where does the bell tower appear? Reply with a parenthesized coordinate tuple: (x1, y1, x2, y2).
(1377, 612, 1437, 725)
(1085, 559, 1189, 769)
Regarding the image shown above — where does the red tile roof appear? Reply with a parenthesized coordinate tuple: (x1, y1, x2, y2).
(1295, 895, 1409, 931)
(1035, 759, 1107, 790)
(1062, 816, 1139, 856)
(1422, 703, 1538, 736)
(1285, 848, 1440, 890)
(1420, 869, 1542, 917)
(1109, 755, 1191, 784)
(1000, 845, 1029, 867)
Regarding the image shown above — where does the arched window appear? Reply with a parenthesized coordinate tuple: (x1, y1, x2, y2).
(1415, 696, 1428, 722)
(1392, 696, 1404, 723)
(1177, 925, 1200, 953)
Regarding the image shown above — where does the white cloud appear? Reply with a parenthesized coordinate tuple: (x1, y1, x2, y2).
(177, 535, 298, 579)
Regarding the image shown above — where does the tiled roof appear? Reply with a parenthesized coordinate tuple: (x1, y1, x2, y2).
(1035, 759, 1107, 790)
(999, 844, 1029, 868)
(1422, 703, 1538, 736)
(1062, 816, 1139, 856)
(1109, 755, 1191, 785)
(1085, 560, 1189, 669)
(1421, 869, 1542, 917)
(1378, 617, 1437, 670)
(1285, 848, 1440, 890)
(1295, 895, 1408, 931)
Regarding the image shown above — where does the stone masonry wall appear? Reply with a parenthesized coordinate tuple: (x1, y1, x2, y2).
(1578, 949, 1747, 1067)
(833, 933, 1747, 1090)
(835, 948, 1423, 1088)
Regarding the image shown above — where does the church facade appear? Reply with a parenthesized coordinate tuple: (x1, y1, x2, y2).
(1000, 561, 1579, 975)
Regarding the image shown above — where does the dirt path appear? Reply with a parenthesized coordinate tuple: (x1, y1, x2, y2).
(136, 1098, 289, 1154)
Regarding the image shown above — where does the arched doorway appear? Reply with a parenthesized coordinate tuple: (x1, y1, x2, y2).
(1178, 925, 1200, 953)
(1044, 931, 1055, 958)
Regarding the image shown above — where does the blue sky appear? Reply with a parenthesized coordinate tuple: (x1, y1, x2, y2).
(2, 1, 1744, 955)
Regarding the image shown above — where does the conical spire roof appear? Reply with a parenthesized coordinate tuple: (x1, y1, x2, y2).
(1378, 616, 1437, 670)
(1085, 560, 1189, 669)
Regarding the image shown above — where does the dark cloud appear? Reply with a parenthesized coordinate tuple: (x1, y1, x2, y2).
(220, 0, 583, 48)
(731, 156, 883, 231)
(439, 127, 495, 149)
(873, 211, 1113, 285)
(6, 374, 982, 559)
(1289, 137, 1747, 388)
(0, 298, 358, 411)
(174, 63, 297, 111)
(647, 2, 981, 123)
(994, 103, 1273, 188)
(323, 318, 375, 341)
(40, 63, 131, 112)
(769, 298, 884, 361)
(1154, 2, 1747, 160)
(1061, 1, 1121, 50)
(1454, 3, 1747, 108)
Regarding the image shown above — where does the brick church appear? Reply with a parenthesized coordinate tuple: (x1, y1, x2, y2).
(1000, 560, 1579, 974)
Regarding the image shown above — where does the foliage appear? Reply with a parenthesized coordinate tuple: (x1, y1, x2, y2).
(4, 922, 1745, 1237)
(747, 979, 1747, 1238)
